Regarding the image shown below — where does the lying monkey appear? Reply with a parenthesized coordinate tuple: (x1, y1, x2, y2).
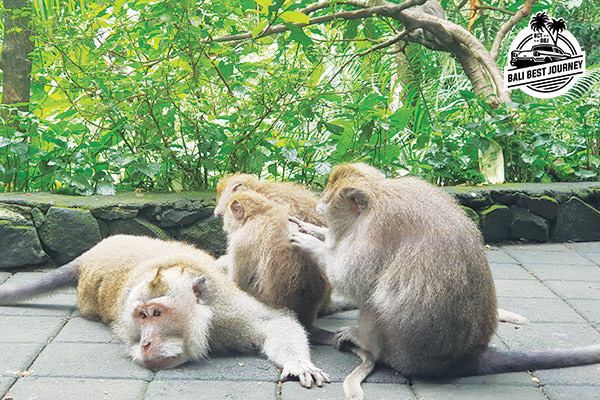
(0, 235, 329, 388)
(290, 163, 600, 399)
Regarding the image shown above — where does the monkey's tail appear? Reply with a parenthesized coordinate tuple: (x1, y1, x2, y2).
(0, 260, 80, 304)
(458, 345, 600, 377)
(343, 347, 376, 400)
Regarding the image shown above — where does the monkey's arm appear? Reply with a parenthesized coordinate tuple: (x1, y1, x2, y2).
(215, 254, 233, 275)
(288, 217, 329, 241)
(289, 231, 334, 272)
(258, 312, 330, 388)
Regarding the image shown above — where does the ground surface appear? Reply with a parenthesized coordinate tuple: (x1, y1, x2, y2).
(0, 242, 599, 400)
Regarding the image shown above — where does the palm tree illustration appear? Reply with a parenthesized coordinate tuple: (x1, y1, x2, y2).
(548, 18, 567, 45)
(529, 12, 553, 40)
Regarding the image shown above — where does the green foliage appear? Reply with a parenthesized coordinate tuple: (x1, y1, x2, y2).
(0, 0, 598, 194)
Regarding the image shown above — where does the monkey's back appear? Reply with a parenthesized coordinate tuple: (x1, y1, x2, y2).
(357, 177, 497, 376)
(76, 235, 213, 323)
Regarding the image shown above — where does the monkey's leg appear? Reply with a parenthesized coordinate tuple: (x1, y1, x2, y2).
(343, 347, 376, 400)
(289, 231, 334, 271)
(498, 308, 529, 325)
(288, 217, 329, 241)
(260, 314, 331, 388)
(215, 253, 233, 275)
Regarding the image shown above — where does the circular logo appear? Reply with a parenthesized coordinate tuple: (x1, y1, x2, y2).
(504, 12, 586, 98)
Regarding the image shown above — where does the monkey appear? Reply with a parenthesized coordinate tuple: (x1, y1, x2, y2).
(221, 190, 331, 327)
(289, 163, 600, 399)
(215, 173, 325, 227)
(0, 235, 330, 388)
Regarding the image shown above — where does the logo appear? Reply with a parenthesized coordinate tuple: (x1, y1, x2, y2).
(504, 11, 586, 98)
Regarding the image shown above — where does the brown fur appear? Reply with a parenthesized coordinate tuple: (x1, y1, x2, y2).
(215, 173, 325, 226)
(223, 191, 331, 326)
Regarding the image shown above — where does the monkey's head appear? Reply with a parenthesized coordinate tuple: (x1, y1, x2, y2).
(319, 163, 383, 232)
(214, 174, 259, 218)
(222, 191, 277, 233)
(116, 260, 213, 370)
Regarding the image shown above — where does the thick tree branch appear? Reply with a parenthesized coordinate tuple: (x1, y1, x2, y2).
(490, 0, 536, 61)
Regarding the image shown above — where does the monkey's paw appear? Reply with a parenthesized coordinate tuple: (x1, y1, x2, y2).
(334, 326, 362, 351)
(289, 231, 323, 253)
(280, 362, 331, 388)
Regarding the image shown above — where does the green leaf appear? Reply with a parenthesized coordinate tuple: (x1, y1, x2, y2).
(136, 163, 161, 178)
(252, 20, 268, 37)
(281, 147, 302, 163)
(218, 62, 234, 79)
(574, 170, 598, 179)
(283, 22, 313, 48)
(96, 181, 116, 195)
(279, 11, 309, 24)
(254, 0, 272, 8)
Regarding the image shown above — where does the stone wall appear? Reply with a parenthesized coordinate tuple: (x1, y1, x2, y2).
(1, 182, 599, 270)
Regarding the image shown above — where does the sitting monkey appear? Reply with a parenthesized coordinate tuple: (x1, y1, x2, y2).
(0, 235, 329, 388)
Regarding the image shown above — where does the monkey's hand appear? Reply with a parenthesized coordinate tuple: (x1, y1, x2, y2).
(289, 231, 332, 269)
(334, 326, 363, 351)
(288, 216, 329, 241)
(280, 362, 331, 388)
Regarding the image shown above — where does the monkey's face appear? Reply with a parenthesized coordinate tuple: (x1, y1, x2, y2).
(117, 270, 213, 370)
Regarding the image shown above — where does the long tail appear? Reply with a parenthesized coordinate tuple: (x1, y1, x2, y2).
(0, 261, 80, 304)
(456, 345, 600, 377)
(497, 308, 529, 325)
(343, 347, 376, 400)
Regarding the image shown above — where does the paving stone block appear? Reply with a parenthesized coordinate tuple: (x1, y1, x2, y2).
(412, 383, 547, 400)
(155, 354, 278, 382)
(485, 250, 519, 264)
(544, 280, 600, 300)
(282, 382, 415, 400)
(414, 371, 536, 387)
(5, 377, 148, 400)
(53, 317, 117, 343)
(535, 364, 600, 386)
(0, 273, 10, 284)
(543, 385, 600, 399)
(0, 293, 76, 317)
(567, 299, 600, 324)
(494, 279, 557, 298)
(582, 252, 600, 265)
(0, 316, 66, 343)
(496, 298, 586, 324)
(146, 380, 275, 400)
(28, 342, 153, 380)
(501, 243, 570, 252)
(489, 263, 536, 280)
(506, 250, 595, 266)
(0, 377, 15, 396)
(308, 345, 369, 383)
(321, 310, 359, 320)
(0, 343, 44, 373)
(523, 263, 600, 281)
(496, 322, 600, 351)
(313, 318, 354, 333)
(567, 242, 600, 253)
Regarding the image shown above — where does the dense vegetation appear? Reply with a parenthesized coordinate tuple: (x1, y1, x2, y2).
(0, 0, 598, 194)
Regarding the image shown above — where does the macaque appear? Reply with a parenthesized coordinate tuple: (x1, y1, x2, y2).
(0, 235, 329, 388)
(222, 190, 331, 327)
(215, 173, 325, 227)
(290, 163, 600, 399)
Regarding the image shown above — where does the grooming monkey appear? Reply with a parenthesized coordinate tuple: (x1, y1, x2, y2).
(0, 235, 329, 388)
(290, 163, 600, 399)
(215, 172, 524, 324)
(222, 190, 331, 327)
(215, 173, 325, 226)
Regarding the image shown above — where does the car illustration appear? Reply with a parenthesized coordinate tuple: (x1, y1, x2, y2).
(510, 44, 572, 67)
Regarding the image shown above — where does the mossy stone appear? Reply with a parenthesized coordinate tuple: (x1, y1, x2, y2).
(552, 197, 600, 242)
(460, 206, 480, 227)
(479, 205, 511, 243)
(0, 224, 49, 269)
(39, 206, 102, 264)
(510, 206, 550, 242)
(109, 218, 170, 240)
(516, 194, 559, 220)
(175, 217, 227, 257)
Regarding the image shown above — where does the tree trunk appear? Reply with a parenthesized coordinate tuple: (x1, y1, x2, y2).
(1, 0, 35, 114)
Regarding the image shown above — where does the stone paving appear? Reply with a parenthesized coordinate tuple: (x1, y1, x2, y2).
(0, 242, 599, 400)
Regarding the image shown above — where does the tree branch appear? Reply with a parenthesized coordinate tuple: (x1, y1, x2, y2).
(211, 0, 425, 43)
(474, 4, 516, 16)
(490, 0, 536, 61)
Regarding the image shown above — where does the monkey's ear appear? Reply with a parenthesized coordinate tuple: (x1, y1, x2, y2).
(230, 200, 245, 220)
(341, 188, 370, 215)
(192, 276, 211, 303)
(231, 183, 246, 193)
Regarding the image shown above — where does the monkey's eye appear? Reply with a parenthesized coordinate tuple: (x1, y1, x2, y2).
(153, 309, 161, 317)
(139, 311, 147, 318)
